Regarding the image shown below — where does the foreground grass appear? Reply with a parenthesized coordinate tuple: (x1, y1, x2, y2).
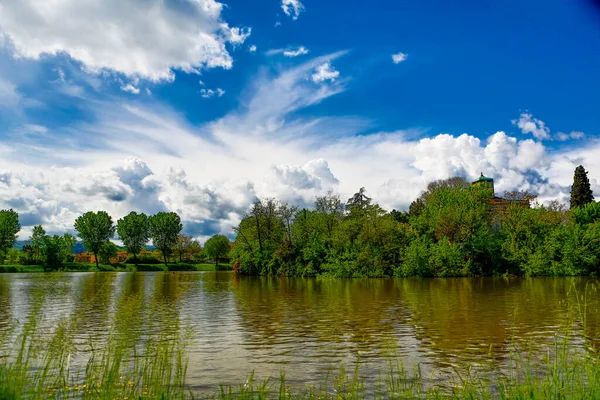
(0, 278, 598, 399)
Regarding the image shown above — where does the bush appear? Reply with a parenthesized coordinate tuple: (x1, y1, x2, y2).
(125, 254, 162, 264)
(0, 266, 21, 273)
(167, 263, 197, 271)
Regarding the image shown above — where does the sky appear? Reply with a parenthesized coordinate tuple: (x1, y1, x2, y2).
(0, 0, 599, 242)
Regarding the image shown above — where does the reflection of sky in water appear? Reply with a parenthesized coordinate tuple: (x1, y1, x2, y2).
(0, 273, 598, 395)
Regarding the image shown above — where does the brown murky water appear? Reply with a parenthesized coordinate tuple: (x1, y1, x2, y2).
(0, 272, 599, 394)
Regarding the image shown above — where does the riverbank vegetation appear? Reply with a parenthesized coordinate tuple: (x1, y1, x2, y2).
(232, 166, 600, 277)
(0, 208, 231, 271)
(0, 165, 598, 277)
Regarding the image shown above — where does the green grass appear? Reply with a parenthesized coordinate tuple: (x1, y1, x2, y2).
(0, 262, 232, 273)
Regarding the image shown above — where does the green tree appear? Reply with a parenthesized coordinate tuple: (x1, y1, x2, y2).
(570, 165, 594, 209)
(61, 233, 77, 260)
(4, 248, 21, 265)
(149, 212, 182, 264)
(204, 234, 231, 266)
(22, 244, 35, 264)
(572, 201, 600, 225)
(0, 209, 20, 261)
(30, 225, 46, 262)
(42, 235, 65, 266)
(117, 212, 150, 265)
(98, 241, 119, 265)
(74, 211, 115, 268)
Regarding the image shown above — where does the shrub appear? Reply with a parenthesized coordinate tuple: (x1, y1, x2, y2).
(125, 254, 162, 264)
(167, 263, 197, 272)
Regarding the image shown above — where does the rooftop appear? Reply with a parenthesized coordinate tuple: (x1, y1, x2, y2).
(472, 173, 494, 184)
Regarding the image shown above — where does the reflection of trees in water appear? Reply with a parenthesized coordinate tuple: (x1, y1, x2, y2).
(230, 276, 409, 354)
(397, 277, 600, 365)
(0, 277, 11, 333)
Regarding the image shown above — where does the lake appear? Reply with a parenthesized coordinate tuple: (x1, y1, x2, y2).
(0, 272, 598, 395)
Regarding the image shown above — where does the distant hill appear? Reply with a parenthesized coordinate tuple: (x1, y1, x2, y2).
(13, 240, 156, 253)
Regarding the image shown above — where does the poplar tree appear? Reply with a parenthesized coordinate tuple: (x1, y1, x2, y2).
(570, 165, 594, 209)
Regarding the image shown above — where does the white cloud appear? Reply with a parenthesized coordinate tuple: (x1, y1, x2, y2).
(512, 112, 551, 140)
(0, 0, 251, 82)
(120, 84, 140, 95)
(0, 77, 20, 106)
(249, 45, 257, 53)
(225, 26, 252, 46)
(266, 46, 309, 57)
(392, 52, 408, 64)
(282, 0, 304, 20)
(557, 131, 585, 141)
(285, 46, 310, 57)
(1, 52, 597, 240)
(200, 88, 225, 98)
(311, 62, 340, 83)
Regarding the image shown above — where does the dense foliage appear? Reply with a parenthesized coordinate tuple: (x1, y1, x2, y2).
(149, 212, 183, 264)
(204, 234, 231, 266)
(117, 211, 150, 264)
(0, 209, 20, 259)
(232, 172, 600, 278)
(74, 211, 116, 268)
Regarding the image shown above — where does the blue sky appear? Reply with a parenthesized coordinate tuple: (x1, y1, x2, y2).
(0, 0, 599, 241)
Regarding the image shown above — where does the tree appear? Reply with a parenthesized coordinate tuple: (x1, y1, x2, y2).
(74, 211, 115, 268)
(149, 212, 182, 264)
(117, 212, 150, 265)
(0, 209, 20, 261)
(42, 235, 65, 266)
(34, 231, 76, 266)
(30, 225, 46, 262)
(204, 234, 231, 266)
(98, 241, 119, 265)
(62, 233, 77, 261)
(571, 165, 594, 209)
(346, 187, 372, 216)
(174, 234, 201, 262)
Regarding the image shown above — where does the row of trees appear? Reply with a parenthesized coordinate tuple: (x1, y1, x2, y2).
(231, 166, 600, 277)
(0, 208, 232, 267)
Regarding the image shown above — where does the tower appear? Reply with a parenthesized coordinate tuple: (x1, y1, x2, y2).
(472, 173, 494, 197)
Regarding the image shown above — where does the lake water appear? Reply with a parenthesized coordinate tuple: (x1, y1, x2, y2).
(1, 272, 599, 394)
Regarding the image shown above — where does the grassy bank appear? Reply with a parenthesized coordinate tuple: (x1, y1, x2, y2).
(0, 278, 598, 399)
(0, 262, 232, 273)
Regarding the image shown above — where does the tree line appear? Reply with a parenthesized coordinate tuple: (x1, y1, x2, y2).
(231, 165, 600, 277)
(0, 165, 597, 276)
(0, 210, 231, 268)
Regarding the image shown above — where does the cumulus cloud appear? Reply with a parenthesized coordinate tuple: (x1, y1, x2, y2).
(281, 0, 304, 20)
(392, 52, 408, 64)
(0, 0, 251, 82)
(200, 88, 225, 98)
(1, 51, 598, 240)
(311, 62, 340, 83)
(249, 45, 257, 53)
(512, 112, 551, 140)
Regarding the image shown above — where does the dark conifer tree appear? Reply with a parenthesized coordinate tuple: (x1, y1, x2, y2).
(570, 165, 594, 209)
